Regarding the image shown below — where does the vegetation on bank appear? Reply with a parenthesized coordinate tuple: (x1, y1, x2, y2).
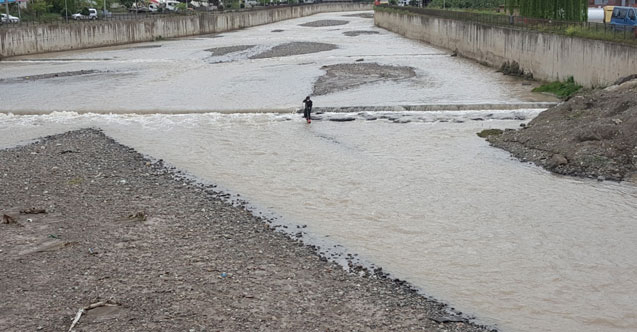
(532, 77, 583, 99)
(374, 5, 637, 46)
(427, 0, 588, 21)
(428, 0, 504, 9)
(477, 129, 504, 138)
(515, 0, 587, 21)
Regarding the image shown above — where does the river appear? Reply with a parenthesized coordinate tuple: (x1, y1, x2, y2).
(1, 11, 636, 332)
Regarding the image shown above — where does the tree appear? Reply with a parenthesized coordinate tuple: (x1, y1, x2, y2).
(31, 0, 52, 17)
(429, 0, 505, 9)
(518, 0, 587, 21)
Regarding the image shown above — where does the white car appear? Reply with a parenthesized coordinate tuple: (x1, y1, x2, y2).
(71, 8, 98, 20)
(164, 0, 180, 11)
(1, 13, 20, 23)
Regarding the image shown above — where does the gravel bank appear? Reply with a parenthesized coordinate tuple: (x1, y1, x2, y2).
(0, 129, 495, 332)
(344, 30, 380, 37)
(313, 62, 417, 96)
(0, 70, 102, 83)
(250, 42, 337, 59)
(486, 78, 637, 182)
(299, 20, 349, 27)
(342, 13, 374, 19)
(206, 45, 255, 56)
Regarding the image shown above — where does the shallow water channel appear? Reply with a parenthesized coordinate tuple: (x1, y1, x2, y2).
(1, 10, 636, 332)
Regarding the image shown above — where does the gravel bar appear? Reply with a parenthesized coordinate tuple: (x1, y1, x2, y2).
(299, 20, 349, 27)
(0, 129, 496, 332)
(250, 42, 337, 59)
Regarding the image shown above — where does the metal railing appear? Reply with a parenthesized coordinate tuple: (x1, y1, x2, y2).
(377, 5, 637, 45)
(0, 1, 368, 28)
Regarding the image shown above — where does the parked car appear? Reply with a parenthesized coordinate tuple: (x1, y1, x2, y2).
(1, 13, 20, 23)
(72, 8, 98, 20)
(129, 4, 152, 13)
(164, 0, 180, 11)
(610, 6, 637, 30)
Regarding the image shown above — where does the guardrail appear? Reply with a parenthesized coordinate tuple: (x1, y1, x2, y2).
(376, 5, 637, 45)
(0, 2, 370, 28)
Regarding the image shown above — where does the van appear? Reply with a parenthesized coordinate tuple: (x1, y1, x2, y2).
(610, 6, 637, 30)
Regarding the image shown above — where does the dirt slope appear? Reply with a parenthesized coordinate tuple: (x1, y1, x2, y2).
(488, 78, 637, 182)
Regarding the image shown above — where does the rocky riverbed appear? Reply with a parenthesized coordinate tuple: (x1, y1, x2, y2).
(0, 129, 495, 332)
(313, 62, 416, 96)
(299, 19, 349, 27)
(486, 77, 637, 182)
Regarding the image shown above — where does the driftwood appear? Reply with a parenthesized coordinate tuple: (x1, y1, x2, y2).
(68, 300, 120, 331)
(19, 208, 47, 214)
(2, 214, 19, 225)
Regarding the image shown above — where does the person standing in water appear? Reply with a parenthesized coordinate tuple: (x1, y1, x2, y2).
(303, 96, 313, 123)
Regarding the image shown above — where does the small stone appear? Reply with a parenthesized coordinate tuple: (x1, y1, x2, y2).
(549, 154, 568, 167)
(597, 176, 605, 182)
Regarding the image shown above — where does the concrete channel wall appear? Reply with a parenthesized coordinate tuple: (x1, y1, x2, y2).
(0, 3, 370, 58)
(374, 10, 637, 87)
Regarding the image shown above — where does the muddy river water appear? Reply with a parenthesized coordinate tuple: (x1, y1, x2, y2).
(1, 11, 636, 332)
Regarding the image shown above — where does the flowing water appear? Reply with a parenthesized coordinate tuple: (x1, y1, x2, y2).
(0, 11, 553, 113)
(1, 10, 636, 332)
(1, 111, 636, 332)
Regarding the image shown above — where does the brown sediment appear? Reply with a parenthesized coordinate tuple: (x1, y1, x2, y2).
(343, 13, 374, 19)
(0, 70, 102, 83)
(344, 30, 380, 37)
(487, 77, 637, 182)
(206, 45, 255, 56)
(0, 129, 494, 332)
(312, 62, 417, 96)
(249, 42, 337, 59)
(299, 19, 349, 27)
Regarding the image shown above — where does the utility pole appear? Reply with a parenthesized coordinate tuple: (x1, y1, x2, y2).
(5, 0, 10, 22)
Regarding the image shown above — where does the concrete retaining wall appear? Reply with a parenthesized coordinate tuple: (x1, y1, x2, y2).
(0, 3, 370, 58)
(375, 10, 637, 87)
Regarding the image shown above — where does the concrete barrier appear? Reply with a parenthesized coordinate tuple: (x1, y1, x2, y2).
(0, 3, 371, 58)
(374, 10, 637, 87)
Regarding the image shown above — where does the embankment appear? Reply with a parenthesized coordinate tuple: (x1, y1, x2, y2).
(486, 78, 637, 182)
(0, 3, 370, 58)
(374, 9, 637, 88)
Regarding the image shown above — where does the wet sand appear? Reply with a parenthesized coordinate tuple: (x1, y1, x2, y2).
(0, 129, 494, 332)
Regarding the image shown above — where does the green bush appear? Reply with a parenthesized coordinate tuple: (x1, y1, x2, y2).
(533, 76, 582, 99)
(476, 129, 504, 138)
(429, 0, 504, 9)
